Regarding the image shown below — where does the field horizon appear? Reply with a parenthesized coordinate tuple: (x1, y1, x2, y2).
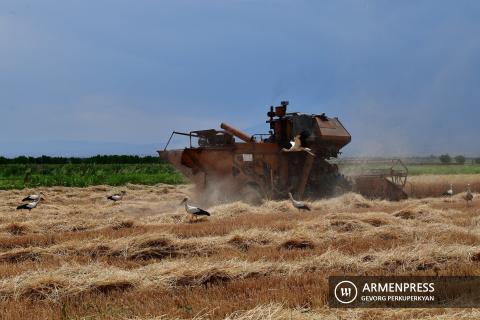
(1, 155, 479, 191)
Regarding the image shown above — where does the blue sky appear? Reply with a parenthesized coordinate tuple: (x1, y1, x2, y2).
(1, 0, 479, 157)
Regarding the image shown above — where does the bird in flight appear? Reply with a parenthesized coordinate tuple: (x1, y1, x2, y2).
(107, 191, 126, 202)
(288, 192, 311, 211)
(282, 135, 315, 156)
(180, 198, 211, 221)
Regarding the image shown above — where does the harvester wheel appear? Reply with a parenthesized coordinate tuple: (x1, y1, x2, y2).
(241, 184, 263, 205)
(333, 173, 352, 196)
(317, 172, 351, 197)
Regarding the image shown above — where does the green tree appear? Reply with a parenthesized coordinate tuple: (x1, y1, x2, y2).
(454, 155, 466, 164)
(475, 158, 480, 164)
(439, 154, 451, 164)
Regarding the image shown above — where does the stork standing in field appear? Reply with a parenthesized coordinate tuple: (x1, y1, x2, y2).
(464, 184, 474, 206)
(16, 198, 41, 211)
(288, 192, 311, 211)
(107, 191, 126, 202)
(22, 192, 44, 202)
(282, 135, 315, 156)
(180, 198, 210, 221)
(442, 184, 454, 197)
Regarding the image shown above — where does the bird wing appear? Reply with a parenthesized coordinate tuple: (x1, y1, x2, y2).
(195, 208, 211, 216)
(293, 200, 310, 210)
(301, 204, 311, 211)
(186, 204, 210, 216)
(186, 204, 201, 214)
(17, 201, 36, 210)
(291, 136, 302, 150)
(293, 199, 305, 207)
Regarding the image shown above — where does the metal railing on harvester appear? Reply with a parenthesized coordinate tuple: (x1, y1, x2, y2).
(334, 158, 409, 190)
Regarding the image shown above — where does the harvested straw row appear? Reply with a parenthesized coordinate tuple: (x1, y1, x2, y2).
(1, 242, 479, 302)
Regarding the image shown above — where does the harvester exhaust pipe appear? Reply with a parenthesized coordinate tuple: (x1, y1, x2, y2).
(220, 123, 254, 143)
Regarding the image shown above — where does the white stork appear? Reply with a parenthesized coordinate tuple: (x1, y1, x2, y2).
(180, 198, 210, 220)
(288, 192, 311, 211)
(464, 184, 474, 206)
(281, 135, 315, 156)
(442, 184, 454, 196)
(22, 192, 44, 202)
(107, 191, 126, 202)
(17, 198, 41, 211)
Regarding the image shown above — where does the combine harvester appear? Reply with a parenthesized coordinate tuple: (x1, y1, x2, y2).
(158, 101, 407, 202)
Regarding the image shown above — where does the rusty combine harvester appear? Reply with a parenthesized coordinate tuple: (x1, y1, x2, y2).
(158, 101, 408, 201)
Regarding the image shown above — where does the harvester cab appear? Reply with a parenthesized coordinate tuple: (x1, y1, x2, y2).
(158, 101, 408, 202)
(264, 101, 351, 158)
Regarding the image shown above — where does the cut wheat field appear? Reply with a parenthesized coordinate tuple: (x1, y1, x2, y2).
(0, 174, 479, 319)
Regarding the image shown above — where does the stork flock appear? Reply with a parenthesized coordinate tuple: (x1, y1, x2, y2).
(442, 183, 475, 206)
(15, 191, 127, 211)
(14, 181, 474, 220)
(14, 188, 312, 222)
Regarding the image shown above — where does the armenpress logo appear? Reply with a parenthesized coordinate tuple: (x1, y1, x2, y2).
(334, 280, 358, 304)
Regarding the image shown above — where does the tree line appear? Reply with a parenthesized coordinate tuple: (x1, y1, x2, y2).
(0, 155, 161, 165)
(438, 154, 480, 164)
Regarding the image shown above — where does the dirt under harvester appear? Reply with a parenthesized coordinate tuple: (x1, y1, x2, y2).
(158, 101, 408, 202)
